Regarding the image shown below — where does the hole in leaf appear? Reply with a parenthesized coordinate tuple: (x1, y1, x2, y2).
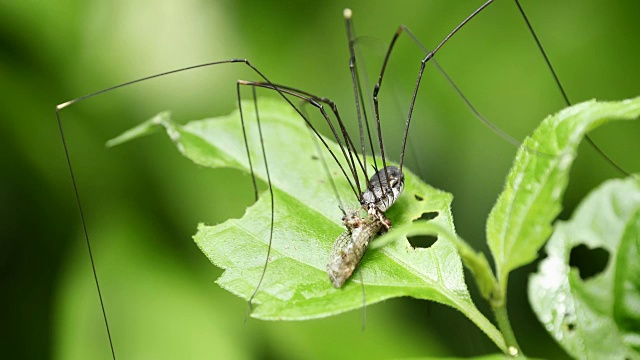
(562, 314, 576, 332)
(408, 234, 437, 249)
(569, 244, 609, 280)
(414, 194, 424, 201)
(408, 212, 439, 249)
(419, 211, 438, 221)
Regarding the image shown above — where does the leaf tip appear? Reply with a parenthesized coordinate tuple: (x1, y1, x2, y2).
(105, 111, 173, 148)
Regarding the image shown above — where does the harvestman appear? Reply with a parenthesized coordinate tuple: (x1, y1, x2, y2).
(54, 1, 632, 357)
(234, 3, 502, 293)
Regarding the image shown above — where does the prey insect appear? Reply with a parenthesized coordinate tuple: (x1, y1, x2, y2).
(327, 166, 403, 288)
(328, 208, 384, 289)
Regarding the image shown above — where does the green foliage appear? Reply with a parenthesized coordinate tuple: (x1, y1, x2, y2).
(419, 355, 541, 360)
(109, 96, 640, 358)
(529, 177, 640, 359)
(487, 98, 640, 291)
(109, 99, 504, 348)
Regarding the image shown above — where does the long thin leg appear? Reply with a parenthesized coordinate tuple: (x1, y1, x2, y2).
(245, 86, 275, 317)
(349, 35, 383, 179)
(513, 0, 630, 177)
(395, 2, 631, 172)
(351, 35, 381, 178)
(54, 58, 364, 334)
(365, 1, 495, 177)
(243, 81, 367, 180)
(55, 115, 116, 359)
(400, 25, 521, 148)
(238, 80, 379, 314)
(238, 83, 260, 202)
(344, 9, 371, 186)
(260, 83, 368, 187)
(358, 267, 367, 331)
(58, 58, 365, 200)
(238, 80, 369, 197)
(398, 0, 494, 172)
(384, 24, 553, 160)
(341, 14, 380, 322)
(345, 10, 392, 191)
(356, 65, 381, 177)
(298, 100, 346, 215)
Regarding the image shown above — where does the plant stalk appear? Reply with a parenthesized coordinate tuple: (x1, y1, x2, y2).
(455, 300, 507, 353)
(492, 277, 521, 357)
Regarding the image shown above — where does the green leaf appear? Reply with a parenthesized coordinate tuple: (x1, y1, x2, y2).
(529, 176, 640, 360)
(487, 97, 640, 286)
(416, 355, 541, 360)
(372, 220, 498, 307)
(108, 98, 504, 350)
(105, 112, 167, 148)
(615, 210, 640, 353)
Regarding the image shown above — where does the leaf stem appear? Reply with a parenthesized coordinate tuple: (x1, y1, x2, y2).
(493, 305, 520, 356)
(421, 223, 509, 352)
(453, 297, 507, 353)
(492, 278, 521, 357)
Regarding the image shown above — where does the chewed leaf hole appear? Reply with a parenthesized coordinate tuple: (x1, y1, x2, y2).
(414, 194, 424, 201)
(407, 212, 440, 249)
(419, 211, 438, 221)
(569, 244, 609, 280)
(408, 234, 438, 249)
(562, 314, 576, 332)
(565, 322, 576, 332)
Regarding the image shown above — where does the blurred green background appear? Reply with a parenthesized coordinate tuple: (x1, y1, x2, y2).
(2, 0, 638, 358)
